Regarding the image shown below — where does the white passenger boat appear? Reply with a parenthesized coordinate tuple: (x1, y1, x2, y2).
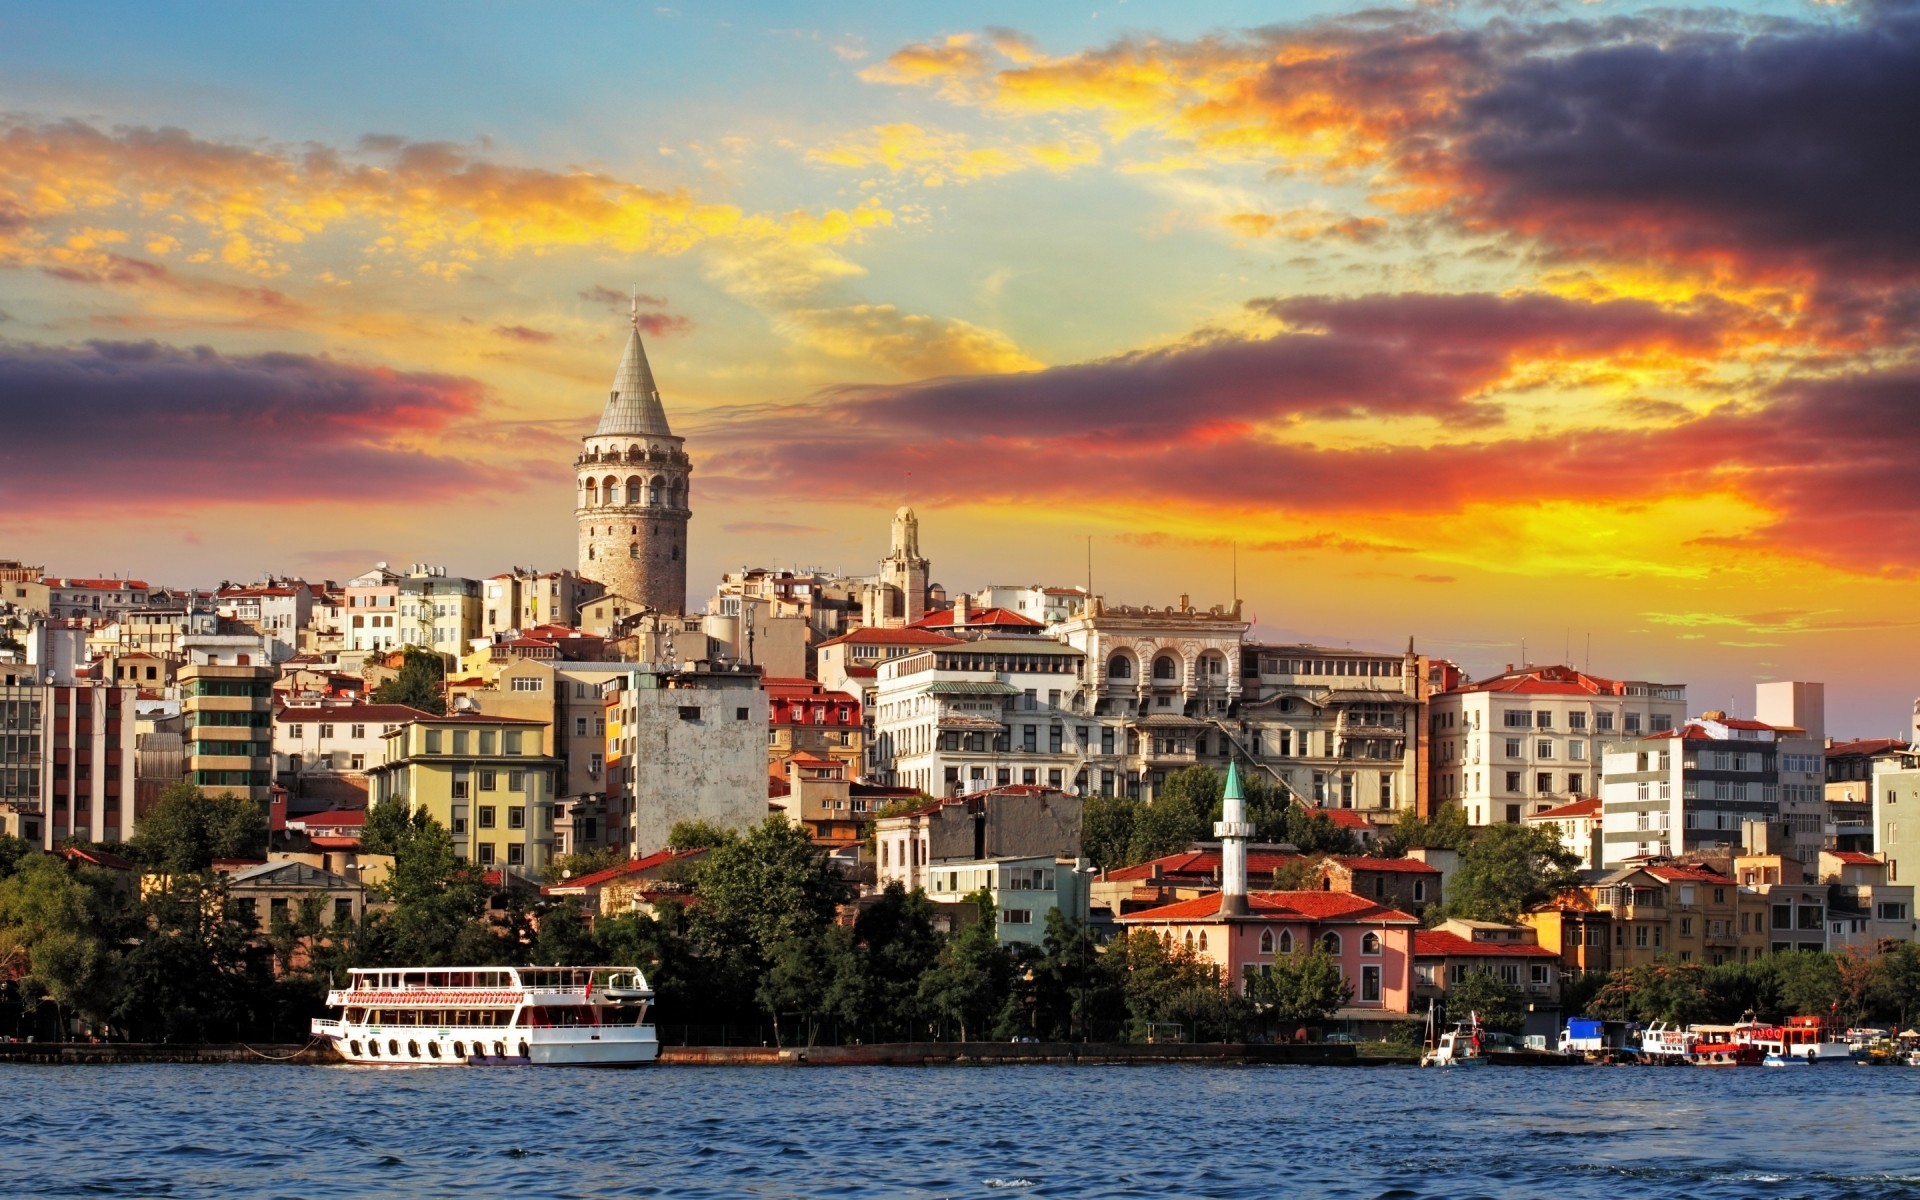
(311, 965, 659, 1067)
(1636, 1021, 1698, 1063)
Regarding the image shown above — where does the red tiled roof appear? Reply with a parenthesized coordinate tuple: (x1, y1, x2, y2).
(47, 578, 151, 591)
(1828, 851, 1881, 865)
(1645, 864, 1735, 884)
(1334, 856, 1439, 875)
(1441, 664, 1626, 697)
(546, 847, 704, 893)
(309, 836, 361, 850)
(815, 628, 963, 649)
(61, 846, 135, 871)
(1827, 738, 1909, 758)
(1303, 807, 1375, 830)
(1118, 889, 1419, 924)
(278, 704, 433, 723)
(1712, 717, 1776, 732)
(1528, 797, 1602, 820)
(294, 809, 368, 828)
(910, 607, 1042, 629)
(1104, 848, 1302, 883)
(1413, 930, 1558, 958)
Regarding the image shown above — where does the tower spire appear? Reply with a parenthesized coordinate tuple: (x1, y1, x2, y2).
(595, 312, 672, 437)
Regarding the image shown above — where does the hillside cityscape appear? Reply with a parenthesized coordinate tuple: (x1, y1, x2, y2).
(5, 314, 1920, 1051)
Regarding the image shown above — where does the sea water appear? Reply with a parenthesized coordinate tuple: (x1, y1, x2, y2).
(4, 1062, 1918, 1198)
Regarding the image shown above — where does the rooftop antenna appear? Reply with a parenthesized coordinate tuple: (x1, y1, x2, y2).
(1086, 535, 1093, 599)
(1232, 541, 1239, 609)
(1585, 633, 1591, 674)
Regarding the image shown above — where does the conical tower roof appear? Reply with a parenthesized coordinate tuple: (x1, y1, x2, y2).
(594, 316, 673, 438)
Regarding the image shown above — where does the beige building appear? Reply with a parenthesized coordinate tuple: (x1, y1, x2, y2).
(180, 662, 276, 805)
(1430, 664, 1688, 826)
(480, 568, 596, 639)
(368, 714, 562, 873)
(861, 507, 932, 629)
(577, 309, 691, 615)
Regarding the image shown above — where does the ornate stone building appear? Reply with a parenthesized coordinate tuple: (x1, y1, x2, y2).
(862, 506, 932, 628)
(576, 308, 691, 614)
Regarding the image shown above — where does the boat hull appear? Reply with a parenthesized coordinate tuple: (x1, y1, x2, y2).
(314, 1023, 659, 1067)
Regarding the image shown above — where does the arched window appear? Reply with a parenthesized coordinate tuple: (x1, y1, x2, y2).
(672, 545, 679, 561)
(586, 546, 596, 560)
(1197, 930, 1208, 952)
(1153, 655, 1178, 681)
(650, 475, 666, 506)
(628, 444, 641, 461)
(1279, 930, 1294, 954)
(602, 475, 618, 504)
(1362, 932, 1382, 955)
(1107, 654, 1132, 679)
(625, 477, 642, 505)
(584, 481, 599, 506)
(1184, 931, 1195, 951)
(1259, 928, 1275, 954)
(628, 544, 638, 559)
(1320, 932, 1341, 955)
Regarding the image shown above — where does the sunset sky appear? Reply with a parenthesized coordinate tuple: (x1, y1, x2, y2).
(3, 0, 1918, 733)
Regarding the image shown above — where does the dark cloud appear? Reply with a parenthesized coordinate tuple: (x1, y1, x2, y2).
(0, 339, 493, 513)
(1443, 3, 1920, 289)
(773, 290, 1729, 445)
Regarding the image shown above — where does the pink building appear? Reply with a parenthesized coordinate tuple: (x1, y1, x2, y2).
(1116, 890, 1418, 1012)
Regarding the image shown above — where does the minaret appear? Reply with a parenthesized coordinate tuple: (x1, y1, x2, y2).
(575, 302, 691, 614)
(1215, 761, 1254, 916)
(874, 505, 930, 628)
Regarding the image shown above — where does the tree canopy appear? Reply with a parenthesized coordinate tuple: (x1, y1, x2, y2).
(371, 647, 446, 715)
(126, 782, 267, 875)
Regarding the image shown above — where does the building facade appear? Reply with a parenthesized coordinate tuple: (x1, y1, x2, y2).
(576, 308, 691, 615)
(180, 662, 276, 806)
(1598, 714, 1783, 867)
(602, 664, 768, 854)
(0, 682, 139, 848)
(1430, 664, 1688, 826)
(368, 714, 562, 873)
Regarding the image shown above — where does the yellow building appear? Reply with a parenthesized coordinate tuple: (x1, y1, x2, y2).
(179, 663, 276, 804)
(367, 714, 562, 874)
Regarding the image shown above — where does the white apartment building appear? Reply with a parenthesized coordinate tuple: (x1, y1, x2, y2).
(1755, 680, 1828, 870)
(397, 565, 481, 659)
(1429, 664, 1688, 826)
(275, 702, 429, 806)
(1598, 714, 1783, 867)
(871, 637, 1107, 797)
(343, 564, 402, 653)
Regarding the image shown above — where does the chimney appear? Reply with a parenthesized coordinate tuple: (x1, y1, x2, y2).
(955, 594, 970, 626)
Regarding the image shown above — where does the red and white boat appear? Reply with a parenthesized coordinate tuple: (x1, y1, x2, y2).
(311, 965, 658, 1067)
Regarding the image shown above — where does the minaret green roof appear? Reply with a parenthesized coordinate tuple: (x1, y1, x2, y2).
(595, 317, 672, 438)
(1223, 760, 1244, 801)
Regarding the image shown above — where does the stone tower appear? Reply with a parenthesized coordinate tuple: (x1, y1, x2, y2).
(576, 306, 690, 614)
(874, 505, 930, 627)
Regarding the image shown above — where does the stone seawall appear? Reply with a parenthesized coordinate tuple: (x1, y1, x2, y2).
(661, 1042, 1364, 1066)
(0, 1041, 1383, 1066)
(0, 1042, 335, 1065)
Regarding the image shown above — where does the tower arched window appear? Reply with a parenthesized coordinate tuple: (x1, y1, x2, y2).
(585, 481, 599, 506)
(629, 544, 638, 559)
(671, 545, 679, 561)
(1153, 655, 1178, 681)
(587, 547, 596, 561)
(628, 444, 641, 461)
(1108, 654, 1132, 679)
(650, 475, 666, 506)
(625, 477, 642, 505)
(602, 475, 618, 505)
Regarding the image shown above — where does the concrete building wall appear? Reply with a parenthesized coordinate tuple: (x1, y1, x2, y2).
(606, 670, 768, 854)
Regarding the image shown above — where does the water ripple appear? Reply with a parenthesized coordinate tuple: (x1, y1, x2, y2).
(2, 1063, 1919, 1198)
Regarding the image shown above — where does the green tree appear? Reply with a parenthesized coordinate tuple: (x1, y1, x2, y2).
(666, 819, 734, 851)
(541, 847, 623, 884)
(529, 901, 601, 966)
(1282, 808, 1359, 855)
(0, 853, 117, 1036)
(850, 883, 943, 1040)
(371, 647, 446, 714)
(1588, 961, 1715, 1025)
(1445, 967, 1526, 1034)
(1029, 909, 1125, 1041)
(916, 891, 1011, 1041)
(757, 924, 865, 1047)
(1378, 803, 1474, 856)
(1440, 822, 1581, 922)
(1776, 949, 1844, 1017)
(1870, 941, 1920, 1028)
(1270, 855, 1327, 890)
(690, 817, 847, 963)
(0, 835, 32, 881)
(1127, 766, 1217, 864)
(1249, 944, 1353, 1031)
(378, 816, 493, 965)
(127, 782, 267, 875)
(1080, 794, 1137, 872)
(360, 798, 426, 856)
(1107, 927, 1229, 1041)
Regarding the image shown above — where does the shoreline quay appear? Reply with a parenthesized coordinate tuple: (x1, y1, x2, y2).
(0, 1040, 1406, 1066)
